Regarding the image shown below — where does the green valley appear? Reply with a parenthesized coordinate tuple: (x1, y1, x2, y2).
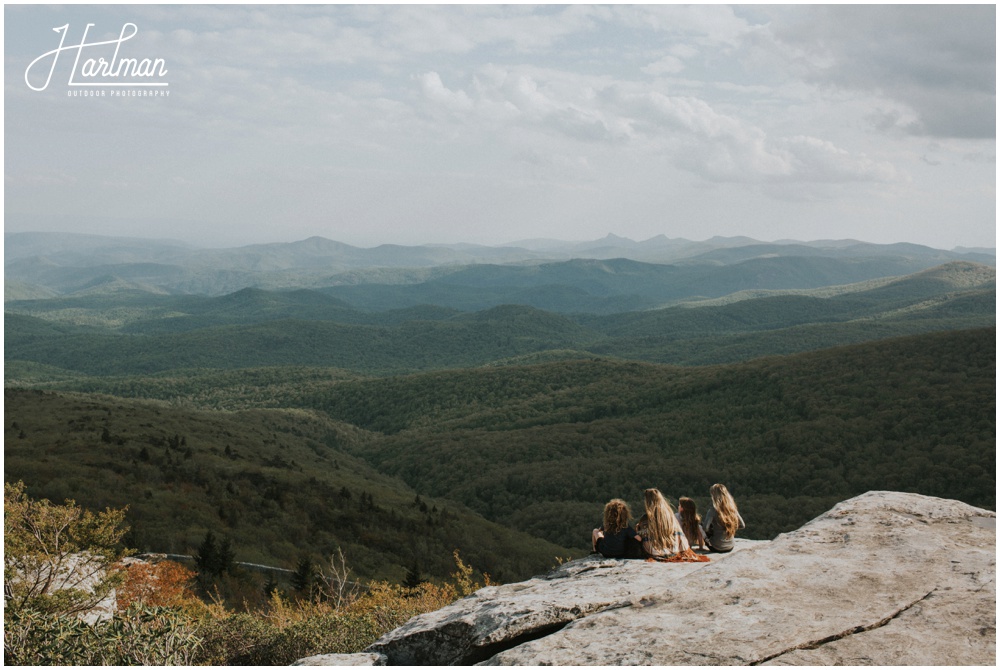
(5, 234, 995, 595)
(4, 389, 572, 584)
(5, 262, 995, 377)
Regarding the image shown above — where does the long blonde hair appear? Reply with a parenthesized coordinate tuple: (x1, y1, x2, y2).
(677, 497, 701, 546)
(602, 498, 631, 535)
(642, 488, 682, 553)
(710, 483, 741, 537)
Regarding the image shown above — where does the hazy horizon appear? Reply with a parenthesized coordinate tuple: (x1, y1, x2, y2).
(5, 4, 996, 250)
(6, 227, 997, 256)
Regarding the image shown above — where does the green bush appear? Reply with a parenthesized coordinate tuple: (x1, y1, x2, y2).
(3, 605, 201, 666)
(193, 612, 277, 665)
(4, 480, 130, 617)
(191, 556, 485, 665)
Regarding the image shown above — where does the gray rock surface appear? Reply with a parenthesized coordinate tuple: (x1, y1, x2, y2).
(300, 492, 995, 665)
(365, 540, 759, 665)
(292, 652, 387, 666)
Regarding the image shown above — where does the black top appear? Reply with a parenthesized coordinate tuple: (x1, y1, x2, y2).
(596, 525, 641, 558)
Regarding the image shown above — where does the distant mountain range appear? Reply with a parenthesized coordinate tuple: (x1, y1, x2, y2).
(5, 231, 994, 302)
(6, 260, 994, 378)
(4, 229, 994, 578)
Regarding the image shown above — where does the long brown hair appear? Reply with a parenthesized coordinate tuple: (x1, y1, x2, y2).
(677, 497, 701, 546)
(642, 488, 682, 553)
(709, 483, 741, 537)
(602, 498, 631, 535)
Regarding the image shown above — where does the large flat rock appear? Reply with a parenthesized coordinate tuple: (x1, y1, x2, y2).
(300, 492, 995, 665)
(366, 540, 757, 665)
(483, 492, 995, 666)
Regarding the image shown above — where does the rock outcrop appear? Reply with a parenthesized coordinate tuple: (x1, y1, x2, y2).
(295, 492, 995, 666)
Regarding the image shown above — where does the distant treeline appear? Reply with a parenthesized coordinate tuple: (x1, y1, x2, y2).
(5, 262, 995, 378)
(6, 327, 994, 556)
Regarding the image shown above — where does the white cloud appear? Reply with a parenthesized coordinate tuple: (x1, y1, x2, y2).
(414, 67, 898, 186)
(612, 4, 754, 47)
(768, 5, 996, 139)
(4, 4, 994, 249)
(642, 55, 686, 76)
(417, 71, 474, 113)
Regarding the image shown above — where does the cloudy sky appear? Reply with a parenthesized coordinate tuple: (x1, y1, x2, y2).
(4, 3, 996, 249)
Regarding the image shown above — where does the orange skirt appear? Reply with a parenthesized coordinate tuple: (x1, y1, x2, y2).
(645, 548, 711, 563)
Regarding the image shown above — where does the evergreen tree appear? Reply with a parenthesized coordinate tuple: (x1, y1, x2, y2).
(218, 536, 236, 575)
(403, 560, 425, 589)
(263, 574, 280, 599)
(291, 557, 319, 599)
(195, 530, 219, 577)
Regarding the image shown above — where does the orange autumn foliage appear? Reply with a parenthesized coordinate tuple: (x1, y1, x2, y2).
(116, 560, 199, 611)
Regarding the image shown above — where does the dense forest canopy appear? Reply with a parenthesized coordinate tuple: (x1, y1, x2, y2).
(307, 327, 996, 547)
(4, 390, 571, 584)
(6, 328, 994, 557)
(4, 240, 995, 584)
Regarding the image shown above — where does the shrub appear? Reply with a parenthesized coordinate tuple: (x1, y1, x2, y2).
(193, 612, 278, 665)
(3, 605, 201, 665)
(191, 550, 489, 665)
(116, 560, 201, 613)
(4, 481, 130, 617)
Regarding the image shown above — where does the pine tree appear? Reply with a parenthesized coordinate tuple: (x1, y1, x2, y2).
(195, 531, 219, 577)
(291, 557, 318, 599)
(218, 537, 236, 575)
(403, 560, 425, 589)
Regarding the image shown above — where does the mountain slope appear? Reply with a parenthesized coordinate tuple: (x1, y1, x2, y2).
(5, 263, 994, 376)
(8, 231, 992, 300)
(8, 328, 992, 553)
(581, 261, 996, 339)
(323, 255, 972, 313)
(3, 389, 574, 583)
(308, 327, 995, 548)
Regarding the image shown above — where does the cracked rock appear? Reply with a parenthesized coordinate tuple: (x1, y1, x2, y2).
(363, 549, 747, 665)
(483, 492, 995, 666)
(295, 492, 994, 666)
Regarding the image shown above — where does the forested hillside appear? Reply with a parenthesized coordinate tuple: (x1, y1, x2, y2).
(4, 236, 995, 591)
(5, 263, 994, 378)
(3, 390, 573, 585)
(306, 327, 995, 548)
(7, 328, 994, 554)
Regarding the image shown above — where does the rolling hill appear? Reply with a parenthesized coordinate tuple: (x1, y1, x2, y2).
(5, 328, 993, 557)
(5, 262, 993, 378)
(7, 231, 992, 300)
(3, 389, 574, 584)
(308, 327, 996, 549)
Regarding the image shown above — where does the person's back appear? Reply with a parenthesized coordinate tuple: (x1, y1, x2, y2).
(676, 496, 707, 551)
(597, 524, 640, 558)
(701, 483, 745, 552)
(592, 498, 642, 558)
(637, 489, 690, 558)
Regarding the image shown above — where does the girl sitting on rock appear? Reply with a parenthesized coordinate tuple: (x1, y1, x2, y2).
(676, 496, 708, 551)
(592, 498, 643, 559)
(636, 488, 699, 560)
(701, 483, 746, 553)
